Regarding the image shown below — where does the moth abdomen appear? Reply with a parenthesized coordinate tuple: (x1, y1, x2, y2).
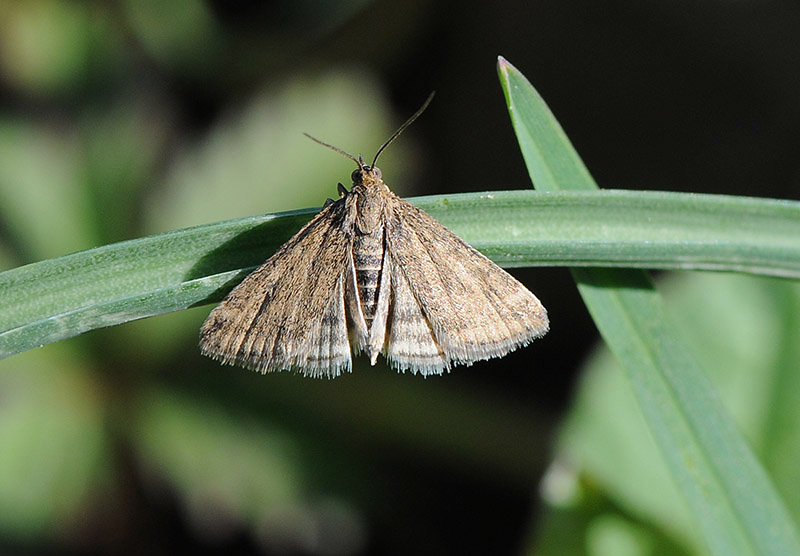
(352, 229, 385, 325)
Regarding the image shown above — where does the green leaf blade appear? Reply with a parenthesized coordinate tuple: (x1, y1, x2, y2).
(2, 189, 800, 359)
(498, 55, 800, 555)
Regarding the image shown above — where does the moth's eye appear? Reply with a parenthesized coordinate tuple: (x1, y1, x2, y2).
(351, 169, 361, 182)
(372, 167, 382, 179)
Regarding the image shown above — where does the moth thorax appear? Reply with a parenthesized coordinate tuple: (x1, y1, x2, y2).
(352, 228, 385, 327)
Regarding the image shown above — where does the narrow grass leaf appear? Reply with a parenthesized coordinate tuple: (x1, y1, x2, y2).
(2, 188, 800, 360)
(497, 55, 800, 555)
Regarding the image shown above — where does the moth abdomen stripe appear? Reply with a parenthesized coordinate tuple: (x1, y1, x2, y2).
(356, 269, 380, 286)
(353, 253, 382, 268)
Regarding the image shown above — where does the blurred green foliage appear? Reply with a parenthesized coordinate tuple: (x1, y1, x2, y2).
(532, 273, 800, 556)
(1, 1, 799, 555)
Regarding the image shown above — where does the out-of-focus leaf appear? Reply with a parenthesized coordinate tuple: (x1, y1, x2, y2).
(537, 273, 800, 555)
(0, 348, 108, 540)
(130, 385, 367, 552)
(0, 119, 94, 260)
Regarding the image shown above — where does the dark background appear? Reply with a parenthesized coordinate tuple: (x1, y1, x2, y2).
(0, 0, 798, 554)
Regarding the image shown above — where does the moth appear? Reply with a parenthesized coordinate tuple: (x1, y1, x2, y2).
(200, 96, 548, 377)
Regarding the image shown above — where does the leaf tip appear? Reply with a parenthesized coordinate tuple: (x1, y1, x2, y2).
(497, 55, 510, 73)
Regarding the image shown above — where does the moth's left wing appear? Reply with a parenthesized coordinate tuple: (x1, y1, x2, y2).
(200, 200, 355, 377)
(383, 198, 548, 373)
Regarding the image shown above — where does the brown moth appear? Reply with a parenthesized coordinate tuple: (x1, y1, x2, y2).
(199, 97, 548, 378)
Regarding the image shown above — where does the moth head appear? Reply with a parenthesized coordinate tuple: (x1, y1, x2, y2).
(351, 159, 383, 185)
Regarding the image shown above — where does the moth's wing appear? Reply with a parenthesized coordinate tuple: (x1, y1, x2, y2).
(383, 198, 548, 374)
(381, 251, 449, 373)
(199, 200, 354, 378)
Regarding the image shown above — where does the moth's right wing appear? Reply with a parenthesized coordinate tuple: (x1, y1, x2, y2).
(199, 200, 355, 378)
(383, 197, 548, 374)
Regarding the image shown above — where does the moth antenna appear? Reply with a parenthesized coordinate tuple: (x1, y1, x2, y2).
(303, 133, 361, 167)
(371, 92, 435, 168)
